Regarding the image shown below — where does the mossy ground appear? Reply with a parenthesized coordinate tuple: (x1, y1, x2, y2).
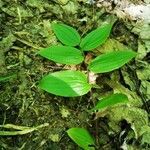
(0, 0, 149, 149)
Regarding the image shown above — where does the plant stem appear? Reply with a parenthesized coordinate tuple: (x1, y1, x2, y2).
(87, 70, 99, 147)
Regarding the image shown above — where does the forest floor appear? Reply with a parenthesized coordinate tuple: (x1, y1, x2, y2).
(0, 0, 150, 150)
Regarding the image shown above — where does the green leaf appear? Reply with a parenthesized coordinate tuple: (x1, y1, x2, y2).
(80, 23, 112, 51)
(67, 128, 95, 150)
(52, 23, 80, 46)
(38, 46, 84, 65)
(91, 93, 128, 112)
(88, 50, 137, 73)
(39, 70, 91, 97)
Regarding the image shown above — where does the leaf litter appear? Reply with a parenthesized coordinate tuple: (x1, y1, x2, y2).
(0, 0, 149, 149)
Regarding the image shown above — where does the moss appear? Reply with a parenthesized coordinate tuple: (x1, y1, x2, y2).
(0, 0, 149, 149)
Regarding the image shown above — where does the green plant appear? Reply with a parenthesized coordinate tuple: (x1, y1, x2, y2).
(38, 22, 137, 149)
(38, 23, 136, 96)
(67, 128, 95, 150)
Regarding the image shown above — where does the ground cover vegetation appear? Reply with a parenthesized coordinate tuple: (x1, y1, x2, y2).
(0, 0, 150, 149)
